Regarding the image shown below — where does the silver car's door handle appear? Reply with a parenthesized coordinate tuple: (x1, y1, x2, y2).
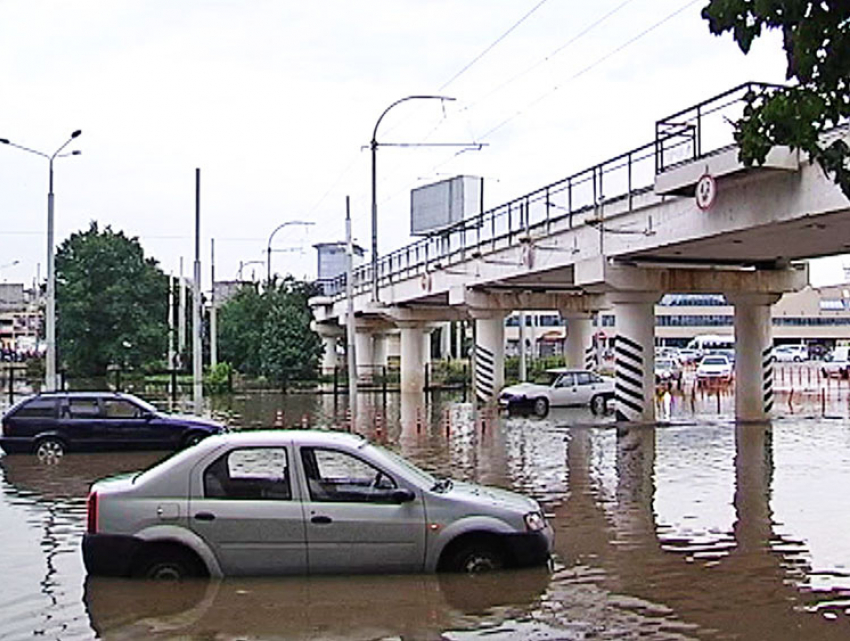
(311, 515, 332, 524)
(194, 512, 216, 521)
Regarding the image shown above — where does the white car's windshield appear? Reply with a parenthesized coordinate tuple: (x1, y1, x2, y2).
(702, 357, 728, 366)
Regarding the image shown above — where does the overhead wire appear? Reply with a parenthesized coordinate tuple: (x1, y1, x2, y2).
(329, 0, 555, 227)
(438, 0, 551, 92)
(414, 0, 700, 186)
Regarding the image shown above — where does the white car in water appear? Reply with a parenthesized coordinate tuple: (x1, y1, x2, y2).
(498, 368, 615, 417)
(83, 430, 553, 579)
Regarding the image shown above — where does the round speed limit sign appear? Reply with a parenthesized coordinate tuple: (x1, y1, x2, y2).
(695, 173, 717, 211)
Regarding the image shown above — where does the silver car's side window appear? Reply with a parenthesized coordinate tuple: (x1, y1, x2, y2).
(555, 374, 574, 388)
(301, 448, 396, 503)
(576, 372, 592, 385)
(203, 447, 291, 500)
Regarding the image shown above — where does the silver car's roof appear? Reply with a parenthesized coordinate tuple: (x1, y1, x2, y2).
(196, 428, 368, 450)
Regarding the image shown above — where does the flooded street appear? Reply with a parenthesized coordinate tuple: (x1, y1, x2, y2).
(2, 389, 850, 639)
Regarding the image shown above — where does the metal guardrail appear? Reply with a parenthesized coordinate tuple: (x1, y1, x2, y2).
(318, 82, 786, 299)
(655, 81, 785, 173)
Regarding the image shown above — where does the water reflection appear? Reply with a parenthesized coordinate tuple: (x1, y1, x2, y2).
(2, 394, 850, 638)
(84, 570, 551, 639)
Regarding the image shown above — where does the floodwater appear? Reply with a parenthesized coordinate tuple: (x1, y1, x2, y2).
(2, 383, 850, 640)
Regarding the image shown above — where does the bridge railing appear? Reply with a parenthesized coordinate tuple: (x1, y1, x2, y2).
(319, 83, 786, 299)
(321, 138, 666, 298)
(655, 81, 786, 173)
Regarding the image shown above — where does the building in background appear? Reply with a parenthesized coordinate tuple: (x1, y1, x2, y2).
(0, 284, 42, 358)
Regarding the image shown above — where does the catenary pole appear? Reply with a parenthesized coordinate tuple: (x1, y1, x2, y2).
(193, 169, 203, 414)
(345, 196, 358, 424)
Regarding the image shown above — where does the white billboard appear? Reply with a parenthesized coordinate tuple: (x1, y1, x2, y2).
(410, 175, 481, 236)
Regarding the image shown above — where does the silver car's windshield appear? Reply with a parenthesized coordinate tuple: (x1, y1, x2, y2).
(369, 444, 436, 487)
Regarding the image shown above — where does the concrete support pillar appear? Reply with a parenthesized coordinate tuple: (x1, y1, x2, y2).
(399, 323, 426, 393)
(373, 333, 388, 370)
(729, 293, 779, 422)
(320, 334, 339, 374)
(440, 322, 451, 359)
(611, 293, 659, 422)
(472, 312, 506, 404)
(564, 315, 593, 370)
(354, 330, 374, 382)
(312, 322, 342, 376)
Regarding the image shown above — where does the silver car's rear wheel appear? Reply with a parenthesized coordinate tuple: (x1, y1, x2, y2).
(590, 394, 607, 415)
(138, 547, 205, 580)
(35, 437, 65, 463)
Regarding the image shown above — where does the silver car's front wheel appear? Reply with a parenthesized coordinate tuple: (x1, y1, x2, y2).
(35, 437, 65, 463)
(448, 543, 505, 574)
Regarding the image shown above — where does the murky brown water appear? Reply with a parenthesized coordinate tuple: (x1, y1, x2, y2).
(2, 389, 850, 639)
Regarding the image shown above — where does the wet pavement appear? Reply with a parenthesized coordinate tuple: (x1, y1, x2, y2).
(2, 387, 850, 639)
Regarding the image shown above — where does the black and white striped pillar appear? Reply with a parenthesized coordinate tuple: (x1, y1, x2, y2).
(473, 314, 505, 404)
(612, 296, 657, 422)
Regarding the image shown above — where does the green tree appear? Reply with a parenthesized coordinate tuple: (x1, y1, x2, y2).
(702, 1, 850, 197)
(217, 283, 267, 376)
(56, 222, 168, 377)
(218, 276, 323, 383)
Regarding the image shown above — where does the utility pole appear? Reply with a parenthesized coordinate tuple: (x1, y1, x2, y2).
(167, 272, 175, 371)
(519, 311, 527, 381)
(345, 196, 357, 424)
(210, 238, 217, 368)
(193, 169, 203, 415)
(178, 257, 186, 367)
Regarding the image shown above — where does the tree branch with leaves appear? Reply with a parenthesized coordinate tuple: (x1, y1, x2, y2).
(703, 1, 850, 197)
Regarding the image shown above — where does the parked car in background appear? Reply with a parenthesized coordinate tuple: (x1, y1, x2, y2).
(774, 344, 808, 362)
(83, 430, 554, 579)
(0, 392, 226, 461)
(498, 368, 615, 417)
(676, 348, 701, 365)
(655, 358, 683, 386)
(695, 355, 734, 386)
(822, 346, 850, 378)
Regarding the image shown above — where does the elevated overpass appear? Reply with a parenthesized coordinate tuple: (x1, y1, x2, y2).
(311, 83, 849, 422)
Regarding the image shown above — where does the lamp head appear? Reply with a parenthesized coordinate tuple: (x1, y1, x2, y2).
(71, 130, 82, 139)
(71, 150, 82, 155)
(0, 138, 8, 144)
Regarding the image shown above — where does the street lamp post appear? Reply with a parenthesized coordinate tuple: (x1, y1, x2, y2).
(1, 130, 82, 391)
(266, 221, 314, 287)
(237, 260, 265, 281)
(370, 95, 454, 303)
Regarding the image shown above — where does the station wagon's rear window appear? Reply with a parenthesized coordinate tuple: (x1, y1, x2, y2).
(13, 398, 57, 418)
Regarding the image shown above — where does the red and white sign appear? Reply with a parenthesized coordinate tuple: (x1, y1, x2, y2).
(695, 173, 717, 211)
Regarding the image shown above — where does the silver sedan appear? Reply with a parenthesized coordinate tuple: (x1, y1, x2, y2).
(83, 430, 553, 578)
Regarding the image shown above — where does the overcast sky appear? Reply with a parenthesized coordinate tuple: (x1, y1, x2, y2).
(1, 0, 844, 290)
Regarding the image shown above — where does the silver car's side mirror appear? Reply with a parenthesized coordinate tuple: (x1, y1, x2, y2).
(391, 489, 415, 504)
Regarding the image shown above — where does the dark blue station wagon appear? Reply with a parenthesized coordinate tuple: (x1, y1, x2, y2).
(0, 392, 226, 461)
